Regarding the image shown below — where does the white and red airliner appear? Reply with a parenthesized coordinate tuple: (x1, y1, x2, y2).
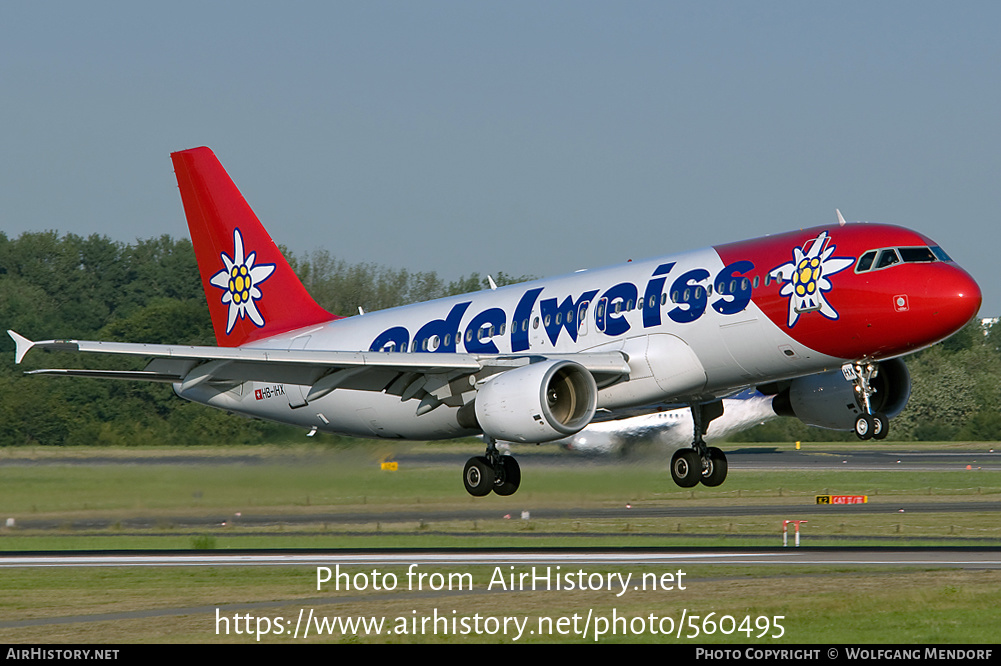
(9, 147, 981, 496)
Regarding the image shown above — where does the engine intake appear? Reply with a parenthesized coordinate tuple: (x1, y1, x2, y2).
(473, 359, 598, 443)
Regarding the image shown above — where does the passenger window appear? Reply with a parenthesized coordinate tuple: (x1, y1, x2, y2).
(856, 251, 876, 273)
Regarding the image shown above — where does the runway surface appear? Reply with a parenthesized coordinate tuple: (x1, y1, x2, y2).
(6, 499, 1000, 532)
(2, 446, 998, 471)
(3, 548, 1001, 568)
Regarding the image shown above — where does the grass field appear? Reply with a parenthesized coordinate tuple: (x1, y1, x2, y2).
(1, 442, 998, 549)
(1, 441, 999, 643)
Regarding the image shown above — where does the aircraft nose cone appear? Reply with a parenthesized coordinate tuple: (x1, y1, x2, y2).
(932, 265, 982, 338)
(853, 262, 982, 358)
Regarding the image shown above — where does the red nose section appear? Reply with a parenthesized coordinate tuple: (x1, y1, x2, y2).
(720, 224, 982, 361)
(922, 264, 982, 341)
(822, 262, 981, 359)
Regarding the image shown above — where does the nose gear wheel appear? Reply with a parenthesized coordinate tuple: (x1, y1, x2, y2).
(845, 362, 891, 441)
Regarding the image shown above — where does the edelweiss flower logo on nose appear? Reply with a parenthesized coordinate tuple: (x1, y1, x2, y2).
(209, 228, 276, 334)
(769, 231, 854, 327)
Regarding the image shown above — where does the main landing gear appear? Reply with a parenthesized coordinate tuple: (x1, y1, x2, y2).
(670, 400, 729, 488)
(463, 437, 521, 497)
(846, 362, 889, 441)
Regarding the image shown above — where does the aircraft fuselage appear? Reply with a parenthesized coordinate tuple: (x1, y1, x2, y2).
(180, 223, 979, 441)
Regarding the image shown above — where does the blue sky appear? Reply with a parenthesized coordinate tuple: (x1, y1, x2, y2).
(2, 2, 999, 315)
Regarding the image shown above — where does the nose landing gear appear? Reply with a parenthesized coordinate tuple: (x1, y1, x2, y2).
(845, 362, 889, 441)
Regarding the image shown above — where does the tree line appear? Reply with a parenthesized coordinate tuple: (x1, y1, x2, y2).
(0, 231, 997, 446)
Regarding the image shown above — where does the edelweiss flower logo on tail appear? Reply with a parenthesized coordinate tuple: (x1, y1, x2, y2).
(769, 231, 854, 327)
(209, 228, 276, 334)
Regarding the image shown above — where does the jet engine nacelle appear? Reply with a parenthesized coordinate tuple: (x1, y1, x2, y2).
(772, 358, 911, 431)
(473, 359, 598, 443)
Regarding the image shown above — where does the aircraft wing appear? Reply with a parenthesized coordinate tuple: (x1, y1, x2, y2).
(8, 330, 631, 404)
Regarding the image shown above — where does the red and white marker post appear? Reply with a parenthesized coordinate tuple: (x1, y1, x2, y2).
(782, 520, 808, 547)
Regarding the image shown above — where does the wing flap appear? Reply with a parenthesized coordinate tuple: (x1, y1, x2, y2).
(25, 369, 185, 383)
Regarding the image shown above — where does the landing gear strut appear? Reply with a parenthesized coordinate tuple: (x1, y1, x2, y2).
(846, 362, 889, 441)
(463, 437, 522, 497)
(670, 400, 728, 488)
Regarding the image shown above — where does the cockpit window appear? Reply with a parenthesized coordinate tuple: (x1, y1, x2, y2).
(899, 247, 936, 263)
(930, 245, 952, 262)
(856, 251, 876, 273)
(855, 245, 949, 273)
(876, 249, 900, 269)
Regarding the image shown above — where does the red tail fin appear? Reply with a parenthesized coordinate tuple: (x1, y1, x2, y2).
(171, 147, 337, 347)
